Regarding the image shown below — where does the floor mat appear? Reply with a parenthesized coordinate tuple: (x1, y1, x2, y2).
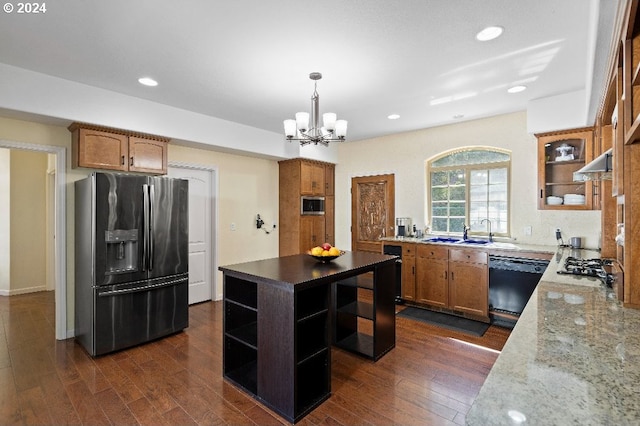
(397, 307, 489, 337)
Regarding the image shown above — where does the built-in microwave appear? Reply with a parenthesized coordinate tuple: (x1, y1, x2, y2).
(301, 196, 325, 215)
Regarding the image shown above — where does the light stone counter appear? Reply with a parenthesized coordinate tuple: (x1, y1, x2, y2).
(380, 236, 556, 256)
(467, 248, 640, 425)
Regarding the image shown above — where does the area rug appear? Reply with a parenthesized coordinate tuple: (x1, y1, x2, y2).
(397, 307, 489, 337)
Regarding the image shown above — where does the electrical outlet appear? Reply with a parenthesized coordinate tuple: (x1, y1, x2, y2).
(524, 226, 532, 236)
(230, 222, 236, 231)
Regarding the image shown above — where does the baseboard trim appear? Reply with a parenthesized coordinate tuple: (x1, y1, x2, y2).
(0, 286, 48, 296)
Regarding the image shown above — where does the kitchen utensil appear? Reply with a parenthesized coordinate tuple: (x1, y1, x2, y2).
(570, 237, 582, 248)
(555, 143, 575, 161)
(546, 196, 563, 205)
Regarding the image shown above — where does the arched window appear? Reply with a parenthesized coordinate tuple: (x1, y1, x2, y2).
(427, 147, 511, 237)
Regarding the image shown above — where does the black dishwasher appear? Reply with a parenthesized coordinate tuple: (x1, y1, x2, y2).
(488, 255, 549, 328)
(382, 244, 403, 304)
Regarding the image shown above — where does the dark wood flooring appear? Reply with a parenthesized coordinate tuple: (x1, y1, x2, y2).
(0, 291, 510, 425)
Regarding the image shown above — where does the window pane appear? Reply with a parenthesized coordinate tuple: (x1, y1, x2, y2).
(432, 203, 449, 217)
(432, 150, 509, 167)
(450, 218, 465, 233)
(432, 217, 448, 232)
(432, 187, 448, 201)
(470, 170, 488, 185)
(490, 168, 507, 184)
(449, 202, 466, 217)
(449, 169, 465, 185)
(449, 186, 465, 200)
(432, 171, 448, 186)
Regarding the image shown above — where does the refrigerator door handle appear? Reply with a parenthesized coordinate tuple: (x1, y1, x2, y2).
(142, 183, 150, 271)
(149, 184, 155, 271)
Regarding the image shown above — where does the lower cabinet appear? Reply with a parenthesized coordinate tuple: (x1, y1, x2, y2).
(401, 243, 416, 301)
(415, 244, 489, 320)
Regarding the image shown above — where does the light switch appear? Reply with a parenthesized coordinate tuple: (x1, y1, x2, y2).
(230, 222, 236, 231)
(524, 226, 532, 236)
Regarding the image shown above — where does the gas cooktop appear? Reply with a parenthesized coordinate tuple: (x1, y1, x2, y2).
(557, 256, 613, 286)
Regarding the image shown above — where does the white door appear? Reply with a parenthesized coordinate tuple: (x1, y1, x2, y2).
(168, 166, 214, 304)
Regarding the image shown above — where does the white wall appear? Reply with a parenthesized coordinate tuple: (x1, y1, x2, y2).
(0, 149, 9, 293)
(335, 111, 601, 250)
(527, 90, 589, 134)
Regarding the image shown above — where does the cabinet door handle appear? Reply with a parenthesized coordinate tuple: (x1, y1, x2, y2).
(121, 155, 125, 165)
(444, 271, 447, 280)
(412, 266, 415, 274)
(540, 189, 544, 199)
(451, 272, 454, 281)
(130, 156, 134, 166)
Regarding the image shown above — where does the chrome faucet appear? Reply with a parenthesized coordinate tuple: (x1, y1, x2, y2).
(463, 225, 470, 240)
(481, 219, 493, 242)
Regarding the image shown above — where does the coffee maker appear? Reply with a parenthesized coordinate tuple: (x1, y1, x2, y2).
(396, 217, 412, 237)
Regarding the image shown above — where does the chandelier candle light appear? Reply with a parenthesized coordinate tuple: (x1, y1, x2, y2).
(283, 72, 347, 146)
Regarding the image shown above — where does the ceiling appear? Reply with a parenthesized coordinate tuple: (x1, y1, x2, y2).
(0, 0, 621, 142)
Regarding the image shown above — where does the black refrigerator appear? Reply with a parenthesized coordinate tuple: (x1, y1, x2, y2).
(75, 172, 189, 356)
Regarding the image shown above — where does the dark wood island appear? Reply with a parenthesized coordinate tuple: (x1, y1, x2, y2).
(219, 251, 397, 423)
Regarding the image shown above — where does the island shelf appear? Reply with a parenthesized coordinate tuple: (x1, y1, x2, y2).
(219, 251, 396, 423)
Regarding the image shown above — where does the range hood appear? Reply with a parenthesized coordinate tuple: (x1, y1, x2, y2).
(573, 148, 613, 181)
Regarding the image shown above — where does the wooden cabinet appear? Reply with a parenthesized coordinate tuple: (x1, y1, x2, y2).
(324, 163, 335, 196)
(279, 158, 336, 256)
(416, 245, 448, 307)
(300, 161, 325, 195)
(299, 215, 325, 253)
(401, 244, 416, 301)
(69, 123, 169, 175)
(449, 249, 489, 318)
(414, 244, 489, 321)
(536, 127, 594, 210)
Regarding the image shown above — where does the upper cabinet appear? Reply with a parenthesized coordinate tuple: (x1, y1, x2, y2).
(536, 127, 594, 210)
(69, 123, 169, 175)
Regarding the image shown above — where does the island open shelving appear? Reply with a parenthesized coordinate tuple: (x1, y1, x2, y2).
(219, 251, 397, 423)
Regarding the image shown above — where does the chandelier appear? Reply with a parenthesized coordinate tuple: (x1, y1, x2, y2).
(283, 72, 347, 146)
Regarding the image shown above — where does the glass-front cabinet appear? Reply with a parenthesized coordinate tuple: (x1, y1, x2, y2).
(536, 127, 594, 210)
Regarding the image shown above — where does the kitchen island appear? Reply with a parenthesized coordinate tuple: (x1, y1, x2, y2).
(467, 248, 640, 425)
(219, 251, 397, 423)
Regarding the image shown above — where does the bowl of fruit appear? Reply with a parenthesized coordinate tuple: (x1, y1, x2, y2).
(308, 243, 344, 263)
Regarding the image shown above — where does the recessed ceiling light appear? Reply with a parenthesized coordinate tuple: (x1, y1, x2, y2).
(138, 77, 158, 87)
(476, 26, 503, 41)
(388, 114, 400, 120)
(507, 85, 527, 93)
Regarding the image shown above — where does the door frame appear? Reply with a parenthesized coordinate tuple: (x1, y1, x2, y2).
(168, 161, 219, 300)
(0, 139, 67, 340)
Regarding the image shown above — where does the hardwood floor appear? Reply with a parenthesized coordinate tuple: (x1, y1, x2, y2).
(0, 291, 509, 425)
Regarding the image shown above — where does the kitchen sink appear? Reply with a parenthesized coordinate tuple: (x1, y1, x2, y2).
(422, 237, 461, 243)
(455, 239, 490, 245)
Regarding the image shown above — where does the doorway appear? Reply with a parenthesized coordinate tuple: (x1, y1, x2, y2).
(168, 163, 217, 303)
(351, 174, 395, 254)
(0, 139, 67, 340)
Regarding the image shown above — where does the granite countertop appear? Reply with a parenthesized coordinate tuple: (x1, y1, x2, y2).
(467, 248, 640, 425)
(380, 236, 556, 255)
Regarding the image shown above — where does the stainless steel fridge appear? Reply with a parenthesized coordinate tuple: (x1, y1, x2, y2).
(75, 172, 189, 356)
